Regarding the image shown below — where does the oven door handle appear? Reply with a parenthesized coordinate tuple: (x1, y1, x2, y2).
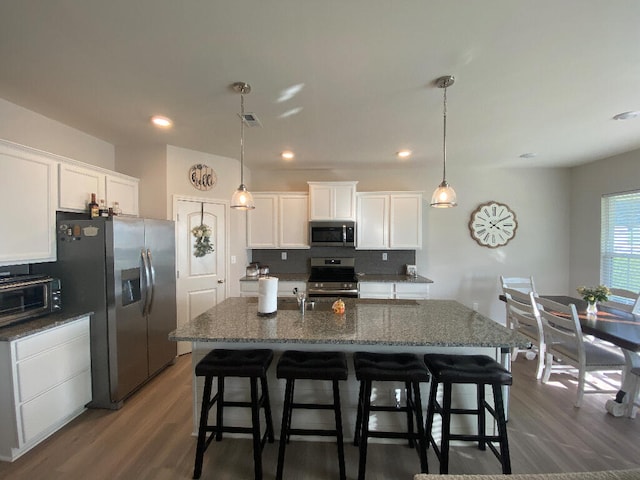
(307, 288, 359, 296)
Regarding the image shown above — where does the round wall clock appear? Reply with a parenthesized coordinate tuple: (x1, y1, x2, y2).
(468, 201, 518, 248)
(189, 164, 217, 191)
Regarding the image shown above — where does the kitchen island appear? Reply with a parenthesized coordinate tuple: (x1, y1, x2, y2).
(169, 297, 528, 439)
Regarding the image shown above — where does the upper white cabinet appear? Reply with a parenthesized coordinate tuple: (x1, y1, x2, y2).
(247, 193, 309, 249)
(0, 140, 57, 266)
(308, 181, 357, 221)
(357, 192, 423, 249)
(59, 162, 139, 216)
(58, 163, 105, 211)
(105, 174, 139, 216)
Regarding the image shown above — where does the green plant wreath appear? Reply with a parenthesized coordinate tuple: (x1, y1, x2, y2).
(192, 224, 214, 257)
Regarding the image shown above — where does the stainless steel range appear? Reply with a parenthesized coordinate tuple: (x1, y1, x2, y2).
(307, 257, 358, 298)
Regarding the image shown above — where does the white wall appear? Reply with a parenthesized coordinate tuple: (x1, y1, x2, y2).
(569, 149, 640, 292)
(253, 163, 572, 325)
(115, 144, 168, 219)
(0, 98, 114, 169)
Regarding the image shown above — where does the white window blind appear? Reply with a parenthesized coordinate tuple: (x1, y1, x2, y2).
(601, 190, 640, 302)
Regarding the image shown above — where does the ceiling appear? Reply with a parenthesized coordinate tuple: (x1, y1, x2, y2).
(1, 0, 640, 172)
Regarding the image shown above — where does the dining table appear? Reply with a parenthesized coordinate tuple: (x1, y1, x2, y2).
(501, 293, 640, 417)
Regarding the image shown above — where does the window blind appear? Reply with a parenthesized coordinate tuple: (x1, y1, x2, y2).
(601, 190, 640, 302)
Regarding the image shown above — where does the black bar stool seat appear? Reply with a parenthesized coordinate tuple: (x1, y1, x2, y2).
(276, 350, 348, 480)
(423, 353, 512, 474)
(193, 348, 275, 480)
(353, 352, 430, 480)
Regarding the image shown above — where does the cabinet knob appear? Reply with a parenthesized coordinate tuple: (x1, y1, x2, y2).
(218, 279, 225, 284)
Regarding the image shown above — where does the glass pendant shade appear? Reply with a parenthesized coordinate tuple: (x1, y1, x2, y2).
(231, 184, 255, 210)
(430, 180, 457, 208)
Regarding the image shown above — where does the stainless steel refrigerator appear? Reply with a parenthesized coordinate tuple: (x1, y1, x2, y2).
(35, 216, 177, 409)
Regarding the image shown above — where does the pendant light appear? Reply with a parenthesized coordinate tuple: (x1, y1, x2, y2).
(230, 81, 255, 210)
(430, 75, 458, 208)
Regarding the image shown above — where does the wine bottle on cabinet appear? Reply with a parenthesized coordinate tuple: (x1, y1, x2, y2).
(88, 193, 99, 218)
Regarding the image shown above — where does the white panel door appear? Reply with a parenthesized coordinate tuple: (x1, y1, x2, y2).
(176, 199, 227, 355)
(389, 194, 423, 249)
(247, 194, 278, 248)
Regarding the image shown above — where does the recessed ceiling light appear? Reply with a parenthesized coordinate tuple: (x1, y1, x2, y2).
(281, 151, 295, 160)
(613, 111, 640, 121)
(397, 150, 412, 159)
(150, 115, 173, 128)
(519, 152, 537, 159)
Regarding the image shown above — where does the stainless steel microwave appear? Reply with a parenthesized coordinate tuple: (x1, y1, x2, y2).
(309, 221, 356, 247)
(0, 275, 62, 328)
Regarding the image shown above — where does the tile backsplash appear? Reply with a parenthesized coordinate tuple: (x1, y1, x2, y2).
(250, 248, 415, 275)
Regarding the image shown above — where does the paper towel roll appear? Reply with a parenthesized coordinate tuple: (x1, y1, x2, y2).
(258, 276, 278, 315)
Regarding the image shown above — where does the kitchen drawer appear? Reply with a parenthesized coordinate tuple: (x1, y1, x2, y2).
(395, 283, 430, 297)
(20, 369, 91, 444)
(17, 333, 91, 403)
(15, 317, 90, 361)
(359, 282, 394, 299)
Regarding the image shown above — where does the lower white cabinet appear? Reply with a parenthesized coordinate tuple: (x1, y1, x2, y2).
(359, 281, 430, 300)
(0, 316, 92, 462)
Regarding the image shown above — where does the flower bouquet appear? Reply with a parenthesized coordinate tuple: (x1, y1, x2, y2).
(576, 284, 610, 315)
(191, 224, 214, 257)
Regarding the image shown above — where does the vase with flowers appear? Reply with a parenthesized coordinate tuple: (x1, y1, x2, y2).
(576, 285, 610, 316)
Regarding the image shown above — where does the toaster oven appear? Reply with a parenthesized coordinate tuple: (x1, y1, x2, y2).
(0, 274, 62, 328)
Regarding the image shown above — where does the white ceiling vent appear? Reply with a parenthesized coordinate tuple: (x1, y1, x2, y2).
(240, 112, 262, 127)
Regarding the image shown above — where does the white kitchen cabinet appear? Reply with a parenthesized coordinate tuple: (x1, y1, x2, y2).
(247, 193, 309, 249)
(59, 162, 139, 216)
(58, 162, 106, 211)
(105, 173, 139, 216)
(0, 316, 92, 462)
(0, 140, 57, 266)
(358, 282, 394, 299)
(394, 282, 430, 300)
(356, 192, 423, 250)
(307, 181, 357, 221)
(359, 281, 429, 300)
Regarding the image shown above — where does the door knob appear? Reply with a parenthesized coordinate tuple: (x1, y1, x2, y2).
(218, 279, 225, 284)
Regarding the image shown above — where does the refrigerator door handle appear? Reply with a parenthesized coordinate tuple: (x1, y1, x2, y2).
(141, 248, 152, 315)
(146, 248, 156, 314)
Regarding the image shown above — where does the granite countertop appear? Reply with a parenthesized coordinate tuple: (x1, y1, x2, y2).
(0, 310, 94, 341)
(169, 297, 527, 348)
(240, 273, 433, 283)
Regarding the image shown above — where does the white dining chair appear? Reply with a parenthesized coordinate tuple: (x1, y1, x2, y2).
(500, 276, 536, 294)
(504, 289, 546, 379)
(606, 288, 640, 314)
(626, 367, 640, 418)
(535, 296, 626, 408)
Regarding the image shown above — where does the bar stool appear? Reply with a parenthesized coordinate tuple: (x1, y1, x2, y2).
(193, 348, 274, 480)
(276, 350, 348, 480)
(353, 351, 429, 480)
(423, 353, 512, 474)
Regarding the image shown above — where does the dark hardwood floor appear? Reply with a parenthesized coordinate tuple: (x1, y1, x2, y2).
(1, 353, 638, 479)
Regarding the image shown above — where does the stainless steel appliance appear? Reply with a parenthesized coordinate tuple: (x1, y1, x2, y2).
(307, 257, 358, 298)
(0, 274, 62, 328)
(34, 216, 176, 409)
(309, 221, 356, 247)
